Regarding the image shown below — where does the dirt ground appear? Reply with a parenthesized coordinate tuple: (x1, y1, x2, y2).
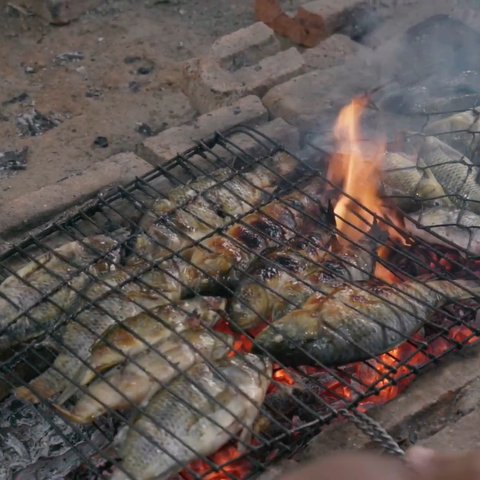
(0, 0, 305, 203)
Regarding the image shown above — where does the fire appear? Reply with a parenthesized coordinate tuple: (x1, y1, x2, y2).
(326, 96, 407, 283)
(176, 98, 480, 480)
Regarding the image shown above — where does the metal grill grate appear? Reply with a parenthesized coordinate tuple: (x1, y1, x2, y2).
(0, 121, 479, 480)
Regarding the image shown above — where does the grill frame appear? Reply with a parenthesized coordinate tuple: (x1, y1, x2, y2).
(0, 123, 479, 480)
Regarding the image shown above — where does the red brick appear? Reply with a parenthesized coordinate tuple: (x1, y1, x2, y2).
(299, 0, 368, 37)
(211, 22, 281, 70)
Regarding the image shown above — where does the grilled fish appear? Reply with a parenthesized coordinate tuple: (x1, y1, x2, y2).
(65, 296, 226, 391)
(255, 278, 480, 367)
(133, 152, 299, 261)
(423, 110, 480, 160)
(111, 353, 272, 480)
(0, 232, 127, 351)
(404, 206, 480, 255)
(419, 137, 480, 214)
(15, 295, 225, 404)
(53, 330, 233, 425)
(230, 224, 384, 330)
(381, 152, 452, 211)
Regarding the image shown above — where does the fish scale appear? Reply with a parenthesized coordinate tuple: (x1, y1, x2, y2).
(255, 279, 480, 367)
(420, 137, 480, 213)
(111, 354, 272, 480)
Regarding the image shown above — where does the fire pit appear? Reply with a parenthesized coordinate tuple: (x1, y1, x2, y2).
(0, 91, 480, 480)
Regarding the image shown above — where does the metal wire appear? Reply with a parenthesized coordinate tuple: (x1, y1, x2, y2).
(0, 121, 479, 480)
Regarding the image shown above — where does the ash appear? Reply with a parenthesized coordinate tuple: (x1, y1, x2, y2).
(0, 396, 114, 480)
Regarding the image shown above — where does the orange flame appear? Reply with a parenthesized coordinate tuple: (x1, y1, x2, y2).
(326, 96, 406, 283)
(327, 96, 385, 244)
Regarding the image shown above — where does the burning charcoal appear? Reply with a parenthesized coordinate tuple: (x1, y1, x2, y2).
(0, 147, 28, 172)
(53, 51, 85, 66)
(93, 136, 109, 148)
(16, 109, 58, 137)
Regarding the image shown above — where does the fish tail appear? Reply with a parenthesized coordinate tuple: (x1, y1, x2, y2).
(14, 369, 65, 403)
(51, 403, 91, 425)
(428, 279, 480, 301)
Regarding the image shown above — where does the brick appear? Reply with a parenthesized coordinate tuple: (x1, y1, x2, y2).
(211, 118, 300, 160)
(0, 153, 151, 238)
(236, 48, 306, 98)
(211, 22, 281, 71)
(302, 34, 369, 71)
(181, 57, 246, 114)
(262, 55, 377, 129)
(298, 0, 369, 38)
(256, 0, 326, 47)
(138, 95, 268, 165)
(305, 345, 480, 460)
(23, 0, 103, 25)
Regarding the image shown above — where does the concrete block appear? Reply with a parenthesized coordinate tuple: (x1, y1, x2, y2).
(211, 22, 281, 70)
(139, 95, 268, 165)
(0, 153, 151, 238)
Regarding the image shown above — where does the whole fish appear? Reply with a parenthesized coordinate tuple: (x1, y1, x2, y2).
(111, 353, 272, 480)
(404, 206, 480, 255)
(419, 137, 480, 214)
(0, 232, 128, 351)
(229, 224, 385, 330)
(423, 109, 480, 160)
(65, 296, 227, 391)
(14, 296, 225, 404)
(52, 330, 233, 425)
(124, 176, 329, 314)
(133, 152, 299, 261)
(381, 152, 452, 212)
(254, 278, 480, 367)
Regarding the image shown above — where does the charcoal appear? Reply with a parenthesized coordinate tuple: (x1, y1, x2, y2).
(0, 148, 28, 172)
(16, 110, 58, 137)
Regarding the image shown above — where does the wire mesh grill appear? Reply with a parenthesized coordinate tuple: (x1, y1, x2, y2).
(0, 119, 479, 480)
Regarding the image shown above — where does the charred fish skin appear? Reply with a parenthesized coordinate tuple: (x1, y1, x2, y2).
(133, 152, 299, 261)
(229, 221, 334, 331)
(53, 330, 234, 425)
(185, 176, 328, 286)
(230, 224, 384, 331)
(111, 354, 272, 480)
(67, 296, 227, 391)
(0, 232, 127, 352)
(255, 279, 480, 367)
(381, 151, 452, 212)
(420, 137, 480, 214)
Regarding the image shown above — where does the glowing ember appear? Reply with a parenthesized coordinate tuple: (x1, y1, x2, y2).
(177, 98, 480, 480)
